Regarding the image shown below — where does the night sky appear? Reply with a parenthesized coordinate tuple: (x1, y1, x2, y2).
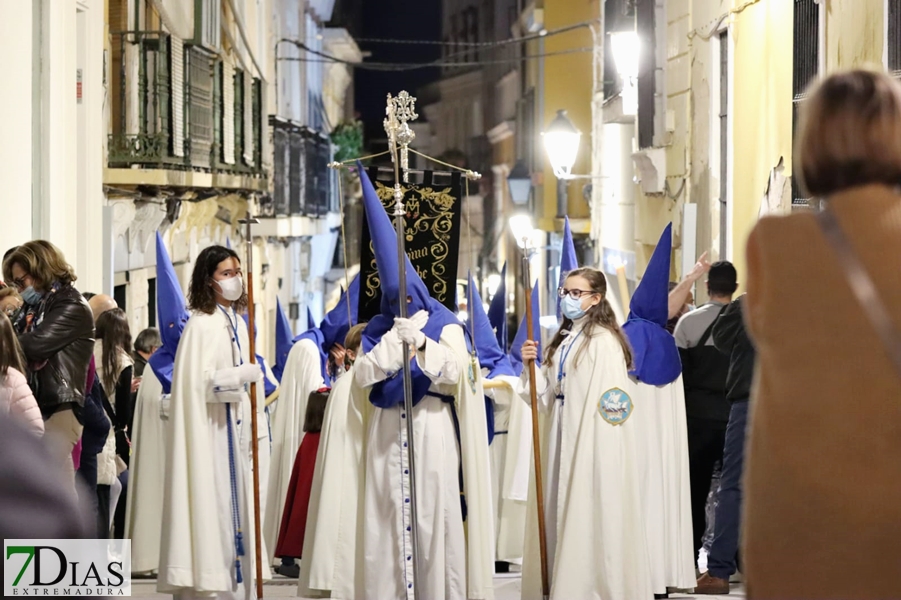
(354, 0, 443, 145)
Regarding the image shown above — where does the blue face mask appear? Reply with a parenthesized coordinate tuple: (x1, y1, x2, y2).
(20, 286, 42, 306)
(561, 295, 588, 321)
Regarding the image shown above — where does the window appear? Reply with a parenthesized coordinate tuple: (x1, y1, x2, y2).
(888, 0, 901, 73)
(187, 47, 214, 168)
(234, 68, 245, 165)
(791, 0, 820, 206)
(196, 0, 221, 51)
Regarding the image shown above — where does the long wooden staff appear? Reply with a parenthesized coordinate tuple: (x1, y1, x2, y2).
(522, 254, 550, 600)
(239, 215, 264, 599)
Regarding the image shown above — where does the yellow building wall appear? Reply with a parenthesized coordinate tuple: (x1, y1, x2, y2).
(729, 0, 793, 291)
(825, 0, 884, 71)
(539, 0, 600, 232)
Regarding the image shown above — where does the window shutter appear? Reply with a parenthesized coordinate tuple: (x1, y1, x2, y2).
(244, 70, 255, 165)
(171, 36, 185, 158)
(223, 61, 235, 165)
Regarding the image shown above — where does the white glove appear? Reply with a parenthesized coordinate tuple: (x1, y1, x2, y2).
(236, 362, 263, 384)
(394, 310, 428, 349)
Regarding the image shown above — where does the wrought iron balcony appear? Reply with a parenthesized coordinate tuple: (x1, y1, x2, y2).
(108, 30, 265, 179)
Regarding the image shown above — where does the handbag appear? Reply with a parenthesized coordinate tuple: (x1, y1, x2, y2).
(817, 206, 901, 379)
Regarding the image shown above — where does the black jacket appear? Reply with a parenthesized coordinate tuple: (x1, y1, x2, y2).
(19, 285, 94, 418)
(711, 296, 756, 402)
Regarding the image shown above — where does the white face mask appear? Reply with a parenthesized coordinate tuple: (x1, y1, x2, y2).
(215, 275, 244, 302)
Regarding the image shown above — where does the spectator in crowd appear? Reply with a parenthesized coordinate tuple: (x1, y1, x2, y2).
(673, 262, 737, 563)
(0, 311, 44, 436)
(133, 327, 161, 379)
(94, 308, 134, 539)
(666, 251, 710, 334)
(743, 68, 901, 599)
(3, 241, 94, 494)
(695, 296, 755, 595)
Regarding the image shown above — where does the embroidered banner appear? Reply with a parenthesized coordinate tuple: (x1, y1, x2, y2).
(358, 167, 463, 321)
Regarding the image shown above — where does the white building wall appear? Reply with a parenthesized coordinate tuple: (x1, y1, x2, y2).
(0, 0, 104, 294)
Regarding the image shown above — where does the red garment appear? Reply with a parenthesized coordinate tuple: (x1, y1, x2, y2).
(274, 432, 321, 559)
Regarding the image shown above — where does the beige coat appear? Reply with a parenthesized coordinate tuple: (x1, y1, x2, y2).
(744, 184, 901, 599)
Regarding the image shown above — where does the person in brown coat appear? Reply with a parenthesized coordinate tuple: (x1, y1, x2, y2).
(743, 68, 901, 599)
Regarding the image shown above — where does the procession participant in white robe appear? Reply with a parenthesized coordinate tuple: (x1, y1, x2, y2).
(264, 279, 359, 568)
(467, 272, 525, 569)
(127, 232, 187, 574)
(353, 168, 494, 600)
(158, 245, 270, 599)
(622, 223, 696, 596)
(518, 267, 653, 600)
(298, 322, 370, 599)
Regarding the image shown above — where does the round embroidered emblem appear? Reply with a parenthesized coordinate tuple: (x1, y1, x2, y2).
(598, 387, 633, 425)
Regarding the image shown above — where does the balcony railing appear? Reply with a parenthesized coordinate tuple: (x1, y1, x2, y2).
(108, 31, 264, 178)
(271, 117, 336, 217)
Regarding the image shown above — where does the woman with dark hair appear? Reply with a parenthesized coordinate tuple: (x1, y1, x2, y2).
(158, 245, 267, 599)
(93, 308, 134, 538)
(743, 69, 901, 598)
(518, 266, 653, 600)
(0, 311, 43, 435)
(3, 240, 94, 494)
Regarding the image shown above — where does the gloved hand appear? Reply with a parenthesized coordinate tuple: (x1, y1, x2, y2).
(394, 310, 429, 349)
(236, 362, 263, 384)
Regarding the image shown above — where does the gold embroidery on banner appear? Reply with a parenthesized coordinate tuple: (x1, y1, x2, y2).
(371, 181, 457, 304)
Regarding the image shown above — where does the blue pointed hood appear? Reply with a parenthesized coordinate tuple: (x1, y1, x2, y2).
(557, 217, 579, 317)
(357, 164, 461, 409)
(468, 272, 515, 379)
(306, 306, 316, 331)
(272, 297, 294, 382)
(509, 283, 541, 377)
(487, 263, 508, 352)
(226, 237, 232, 250)
(320, 276, 360, 351)
(622, 223, 682, 385)
(358, 164, 433, 318)
(148, 232, 189, 394)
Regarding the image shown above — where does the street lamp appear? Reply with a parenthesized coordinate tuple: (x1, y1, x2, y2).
(543, 110, 582, 218)
(507, 159, 532, 205)
(543, 110, 582, 180)
(509, 214, 539, 251)
(610, 30, 640, 115)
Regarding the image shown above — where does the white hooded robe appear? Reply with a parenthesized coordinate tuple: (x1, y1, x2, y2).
(355, 324, 495, 600)
(297, 366, 371, 599)
(124, 368, 167, 574)
(263, 338, 324, 564)
(517, 324, 653, 600)
(158, 308, 270, 599)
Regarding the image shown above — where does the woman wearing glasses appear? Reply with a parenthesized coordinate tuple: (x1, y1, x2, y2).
(2, 241, 94, 495)
(518, 267, 652, 600)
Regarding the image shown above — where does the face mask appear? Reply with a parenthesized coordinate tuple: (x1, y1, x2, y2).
(20, 286, 42, 306)
(561, 295, 589, 321)
(215, 276, 244, 302)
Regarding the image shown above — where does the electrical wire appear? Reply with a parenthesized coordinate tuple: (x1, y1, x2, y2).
(350, 21, 598, 48)
(279, 46, 593, 71)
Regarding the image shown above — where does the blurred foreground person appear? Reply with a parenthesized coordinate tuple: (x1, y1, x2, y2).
(743, 68, 901, 599)
(0, 415, 87, 539)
